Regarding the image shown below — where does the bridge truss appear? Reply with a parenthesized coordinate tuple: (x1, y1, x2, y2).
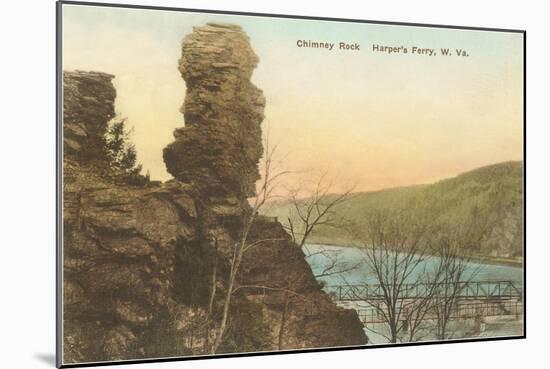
(325, 280, 522, 302)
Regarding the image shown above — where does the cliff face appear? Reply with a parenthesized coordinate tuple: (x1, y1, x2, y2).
(62, 24, 366, 365)
(63, 71, 116, 161)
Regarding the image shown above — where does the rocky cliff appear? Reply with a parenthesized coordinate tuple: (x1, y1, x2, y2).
(62, 24, 367, 365)
(63, 71, 116, 161)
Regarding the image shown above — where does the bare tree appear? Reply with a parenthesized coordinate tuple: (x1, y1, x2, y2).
(429, 228, 481, 340)
(282, 172, 359, 289)
(283, 172, 354, 248)
(228, 271, 311, 351)
(266, 174, 360, 348)
(275, 269, 309, 350)
(353, 208, 435, 343)
(302, 245, 361, 279)
(400, 275, 442, 342)
(210, 136, 289, 354)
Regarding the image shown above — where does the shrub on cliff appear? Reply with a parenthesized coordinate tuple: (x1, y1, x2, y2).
(105, 116, 149, 186)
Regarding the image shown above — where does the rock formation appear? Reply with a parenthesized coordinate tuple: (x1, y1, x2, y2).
(62, 23, 367, 365)
(63, 71, 116, 161)
(63, 71, 197, 362)
(163, 23, 265, 199)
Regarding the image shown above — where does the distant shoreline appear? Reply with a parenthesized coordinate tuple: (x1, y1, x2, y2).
(305, 240, 523, 269)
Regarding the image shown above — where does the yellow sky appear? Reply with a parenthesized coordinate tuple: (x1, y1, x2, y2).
(62, 4, 523, 193)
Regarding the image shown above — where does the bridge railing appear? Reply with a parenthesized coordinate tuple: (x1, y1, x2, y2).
(355, 300, 523, 324)
(325, 280, 522, 301)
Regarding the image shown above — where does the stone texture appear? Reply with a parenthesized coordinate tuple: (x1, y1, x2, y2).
(62, 24, 366, 364)
(163, 23, 266, 199)
(63, 71, 116, 161)
(241, 220, 368, 350)
(63, 167, 198, 363)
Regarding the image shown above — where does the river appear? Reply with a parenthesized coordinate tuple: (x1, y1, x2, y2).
(304, 243, 524, 343)
(304, 243, 523, 286)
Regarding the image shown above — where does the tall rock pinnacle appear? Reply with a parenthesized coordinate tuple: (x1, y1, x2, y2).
(163, 23, 266, 199)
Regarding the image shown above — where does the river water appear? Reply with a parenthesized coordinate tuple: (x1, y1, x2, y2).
(304, 243, 523, 286)
(303, 243, 524, 343)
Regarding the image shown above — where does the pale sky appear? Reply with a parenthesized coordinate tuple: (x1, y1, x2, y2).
(62, 4, 524, 193)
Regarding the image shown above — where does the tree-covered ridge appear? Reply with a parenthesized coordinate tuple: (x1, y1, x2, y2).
(264, 161, 523, 261)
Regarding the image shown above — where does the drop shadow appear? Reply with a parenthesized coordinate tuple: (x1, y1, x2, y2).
(34, 353, 56, 367)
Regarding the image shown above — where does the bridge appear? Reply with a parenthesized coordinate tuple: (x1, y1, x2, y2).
(325, 280, 522, 302)
(355, 301, 523, 324)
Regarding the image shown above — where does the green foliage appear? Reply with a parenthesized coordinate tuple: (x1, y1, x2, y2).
(105, 117, 139, 173)
(104, 117, 149, 185)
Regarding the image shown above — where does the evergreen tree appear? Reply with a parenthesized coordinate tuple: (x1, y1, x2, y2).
(105, 117, 146, 184)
